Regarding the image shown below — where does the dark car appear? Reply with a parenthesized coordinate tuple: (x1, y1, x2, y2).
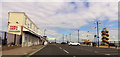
(109, 43, 115, 46)
(61, 42, 67, 44)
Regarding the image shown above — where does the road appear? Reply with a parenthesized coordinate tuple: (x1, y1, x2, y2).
(30, 44, 119, 57)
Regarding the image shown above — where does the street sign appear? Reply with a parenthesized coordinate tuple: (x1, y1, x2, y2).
(9, 26, 20, 31)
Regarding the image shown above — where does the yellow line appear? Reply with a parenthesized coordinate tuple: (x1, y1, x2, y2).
(26, 45, 47, 57)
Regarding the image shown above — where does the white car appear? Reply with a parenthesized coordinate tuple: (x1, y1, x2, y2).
(68, 42, 80, 46)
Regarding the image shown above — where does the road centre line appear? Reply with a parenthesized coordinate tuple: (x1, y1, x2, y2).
(59, 47, 62, 49)
(56, 45, 69, 54)
(105, 54, 111, 55)
(63, 49, 69, 54)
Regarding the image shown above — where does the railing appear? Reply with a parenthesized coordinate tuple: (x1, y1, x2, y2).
(0, 32, 22, 46)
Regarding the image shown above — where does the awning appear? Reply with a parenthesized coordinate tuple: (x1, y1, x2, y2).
(23, 31, 42, 39)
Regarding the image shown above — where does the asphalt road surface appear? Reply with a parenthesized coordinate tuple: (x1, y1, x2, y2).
(30, 44, 119, 57)
(33, 44, 118, 55)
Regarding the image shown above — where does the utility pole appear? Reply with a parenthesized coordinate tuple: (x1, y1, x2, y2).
(63, 34, 64, 42)
(97, 21, 99, 47)
(66, 35, 68, 43)
(95, 21, 101, 47)
(69, 33, 71, 42)
(55, 39, 56, 43)
(78, 30, 79, 43)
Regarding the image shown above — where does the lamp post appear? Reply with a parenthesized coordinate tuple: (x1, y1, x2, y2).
(44, 29, 46, 36)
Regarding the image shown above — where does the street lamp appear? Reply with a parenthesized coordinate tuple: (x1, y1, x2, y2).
(44, 29, 46, 36)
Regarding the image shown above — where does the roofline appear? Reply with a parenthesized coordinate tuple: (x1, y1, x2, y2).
(8, 12, 25, 14)
(8, 12, 39, 29)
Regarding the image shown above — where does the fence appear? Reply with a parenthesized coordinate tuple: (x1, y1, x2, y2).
(0, 31, 22, 46)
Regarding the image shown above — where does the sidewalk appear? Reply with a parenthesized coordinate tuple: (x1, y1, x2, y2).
(81, 44, 120, 49)
(2, 45, 44, 55)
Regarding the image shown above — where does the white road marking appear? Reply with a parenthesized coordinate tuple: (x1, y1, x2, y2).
(73, 56, 76, 57)
(59, 47, 62, 49)
(94, 51, 98, 53)
(105, 54, 111, 55)
(63, 49, 69, 54)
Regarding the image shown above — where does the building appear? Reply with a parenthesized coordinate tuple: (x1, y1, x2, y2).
(7, 12, 42, 47)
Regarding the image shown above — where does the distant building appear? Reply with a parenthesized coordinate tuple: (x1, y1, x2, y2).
(7, 12, 42, 47)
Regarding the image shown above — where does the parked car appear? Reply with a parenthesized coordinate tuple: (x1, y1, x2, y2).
(61, 42, 67, 44)
(68, 42, 80, 46)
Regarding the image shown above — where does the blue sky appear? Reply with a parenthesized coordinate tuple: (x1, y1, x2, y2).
(1, 1, 118, 42)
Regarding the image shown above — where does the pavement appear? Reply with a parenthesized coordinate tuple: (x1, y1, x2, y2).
(29, 44, 119, 57)
(2, 45, 44, 57)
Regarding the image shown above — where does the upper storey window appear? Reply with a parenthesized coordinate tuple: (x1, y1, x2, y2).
(25, 17, 27, 25)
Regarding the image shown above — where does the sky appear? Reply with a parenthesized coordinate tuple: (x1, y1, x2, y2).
(0, 0, 119, 42)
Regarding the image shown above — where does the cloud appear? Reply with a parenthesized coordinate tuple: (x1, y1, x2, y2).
(0, 2, 2, 30)
(1, 2, 118, 42)
(2, 0, 119, 2)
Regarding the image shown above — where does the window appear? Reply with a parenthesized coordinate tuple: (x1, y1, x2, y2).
(33, 26, 35, 31)
(28, 23, 29, 28)
(30, 23, 32, 28)
(25, 17, 27, 25)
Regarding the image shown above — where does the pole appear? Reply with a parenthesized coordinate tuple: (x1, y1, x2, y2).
(55, 39, 56, 43)
(63, 34, 64, 42)
(78, 30, 79, 43)
(44, 29, 46, 36)
(69, 33, 71, 42)
(97, 21, 99, 47)
(66, 35, 68, 43)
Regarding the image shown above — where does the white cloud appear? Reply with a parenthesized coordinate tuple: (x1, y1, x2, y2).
(0, 2, 2, 30)
(1, 0, 119, 2)
(109, 30, 118, 41)
(1, 2, 118, 42)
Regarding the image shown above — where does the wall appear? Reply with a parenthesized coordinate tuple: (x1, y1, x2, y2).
(22, 32, 40, 47)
